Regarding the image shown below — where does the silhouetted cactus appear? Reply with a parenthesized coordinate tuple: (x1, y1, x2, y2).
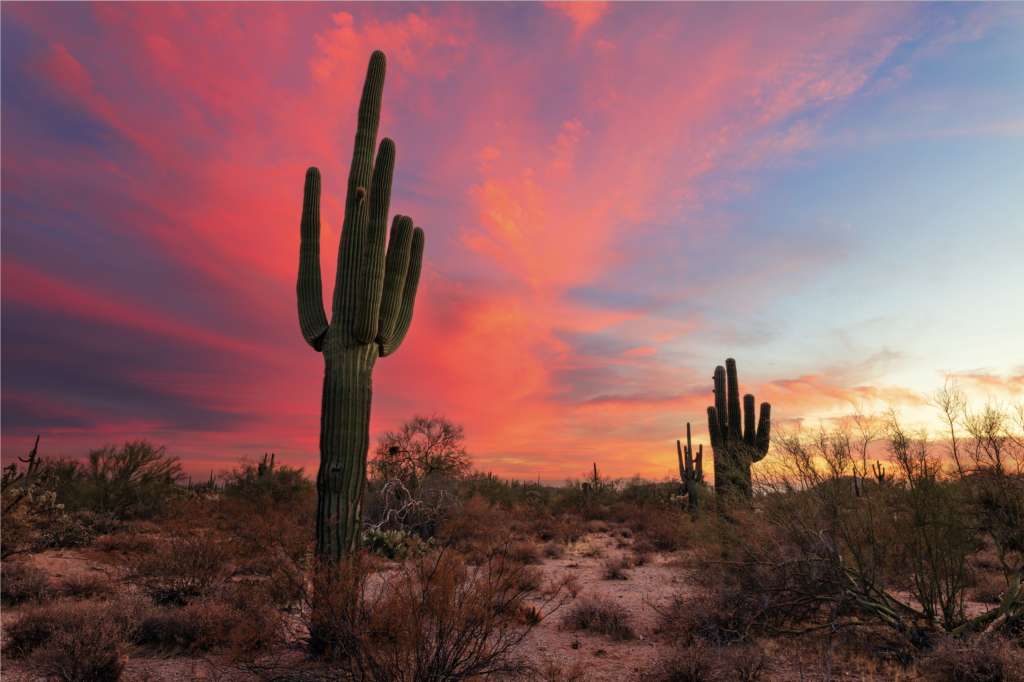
(18, 435, 43, 487)
(258, 453, 275, 479)
(296, 51, 425, 561)
(706, 358, 770, 501)
(676, 423, 702, 510)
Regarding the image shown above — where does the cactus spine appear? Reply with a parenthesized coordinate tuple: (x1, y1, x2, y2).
(706, 358, 771, 501)
(676, 422, 702, 510)
(296, 51, 425, 562)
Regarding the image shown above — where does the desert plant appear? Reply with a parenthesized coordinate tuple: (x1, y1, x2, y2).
(37, 511, 118, 549)
(677, 422, 704, 510)
(362, 528, 437, 560)
(227, 547, 569, 682)
(642, 639, 719, 682)
(68, 439, 184, 518)
(120, 519, 237, 605)
(370, 414, 473, 495)
(1, 562, 52, 605)
(930, 634, 1024, 682)
(561, 595, 636, 640)
(221, 453, 314, 503)
(706, 358, 771, 502)
(602, 556, 633, 580)
(2, 446, 60, 559)
(2, 594, 148, 660)
(295, 50, 426, 561)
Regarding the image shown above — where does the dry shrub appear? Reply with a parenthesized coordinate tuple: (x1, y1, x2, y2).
(631, 546, 652, 567)
(632, 538, 657, 555)
(121, 519, 235, 605)
(969, 570, 1007, 606)
(506, 540, 542, 565)
(657, 585, 758, 646)
(515, 603, 544, 625)
(642, 639, 718, 682)
(1, 561, 52, 604)
(229, 547, 563, 682)
(727, 642, 769, 682)
(59, 572, 113, 600)
(138, 599, 247, 653)
(32, 619, 130, 682)
(544, 572, 582, 599)
(602, 556, 632, 580)
(542, 659, 590, 682)
(585, 520, 609, 534)
(561, 595, 635, 641)
(437, 494, 510, 547)
(558, 514, 587, 544)
(930, 634, 1024, 682)
(638, 513, 684, 552)
(91, 531, 156, 558)
(544, 542, 566, 559)
(3, 594, 148, 660)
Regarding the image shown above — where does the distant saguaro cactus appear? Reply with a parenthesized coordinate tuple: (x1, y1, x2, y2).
(18, 435, 43, 487)
(676, 423, 702, 510)
(706, 358, 770, 501)
(296, 51, 425, 561)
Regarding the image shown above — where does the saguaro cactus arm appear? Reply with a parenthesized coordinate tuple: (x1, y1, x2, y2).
(298, 169, 329, 351)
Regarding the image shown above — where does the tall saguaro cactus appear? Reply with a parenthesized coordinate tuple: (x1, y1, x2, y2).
(676, 423, 702, 510)
(296, 51, 425, 562)
(706, 358, 770, 501)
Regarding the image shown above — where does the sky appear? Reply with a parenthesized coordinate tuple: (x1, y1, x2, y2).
(2, 2, 1023, 485)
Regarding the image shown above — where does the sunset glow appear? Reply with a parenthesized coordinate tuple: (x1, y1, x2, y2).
(3, 2, 1022, 483)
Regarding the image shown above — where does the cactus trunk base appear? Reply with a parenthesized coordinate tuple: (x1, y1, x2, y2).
(316, 344, 378, 562)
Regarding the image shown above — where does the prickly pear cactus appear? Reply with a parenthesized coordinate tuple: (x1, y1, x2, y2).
(296, 51, 425, 561)
(706, 359, 770, 501)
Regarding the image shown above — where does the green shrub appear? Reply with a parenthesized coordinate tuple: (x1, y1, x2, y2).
(221, 453, 314, 503)
(48, 440, 185, 519)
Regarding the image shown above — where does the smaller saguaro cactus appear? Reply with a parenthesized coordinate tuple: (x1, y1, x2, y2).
(18, 436, 43, 487)
(258, 453, 276, 479)
(676, 422, 703, 510)
(706, 358, 771, 501)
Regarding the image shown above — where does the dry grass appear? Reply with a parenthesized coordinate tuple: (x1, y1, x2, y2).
(560, 595, 636, 641)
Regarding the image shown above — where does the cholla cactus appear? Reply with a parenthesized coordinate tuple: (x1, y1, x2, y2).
(2, 439, 59, 559)
(676, 422, 703, 510)
(706, 358, 771, 501)
(296, 51, 425, 561)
